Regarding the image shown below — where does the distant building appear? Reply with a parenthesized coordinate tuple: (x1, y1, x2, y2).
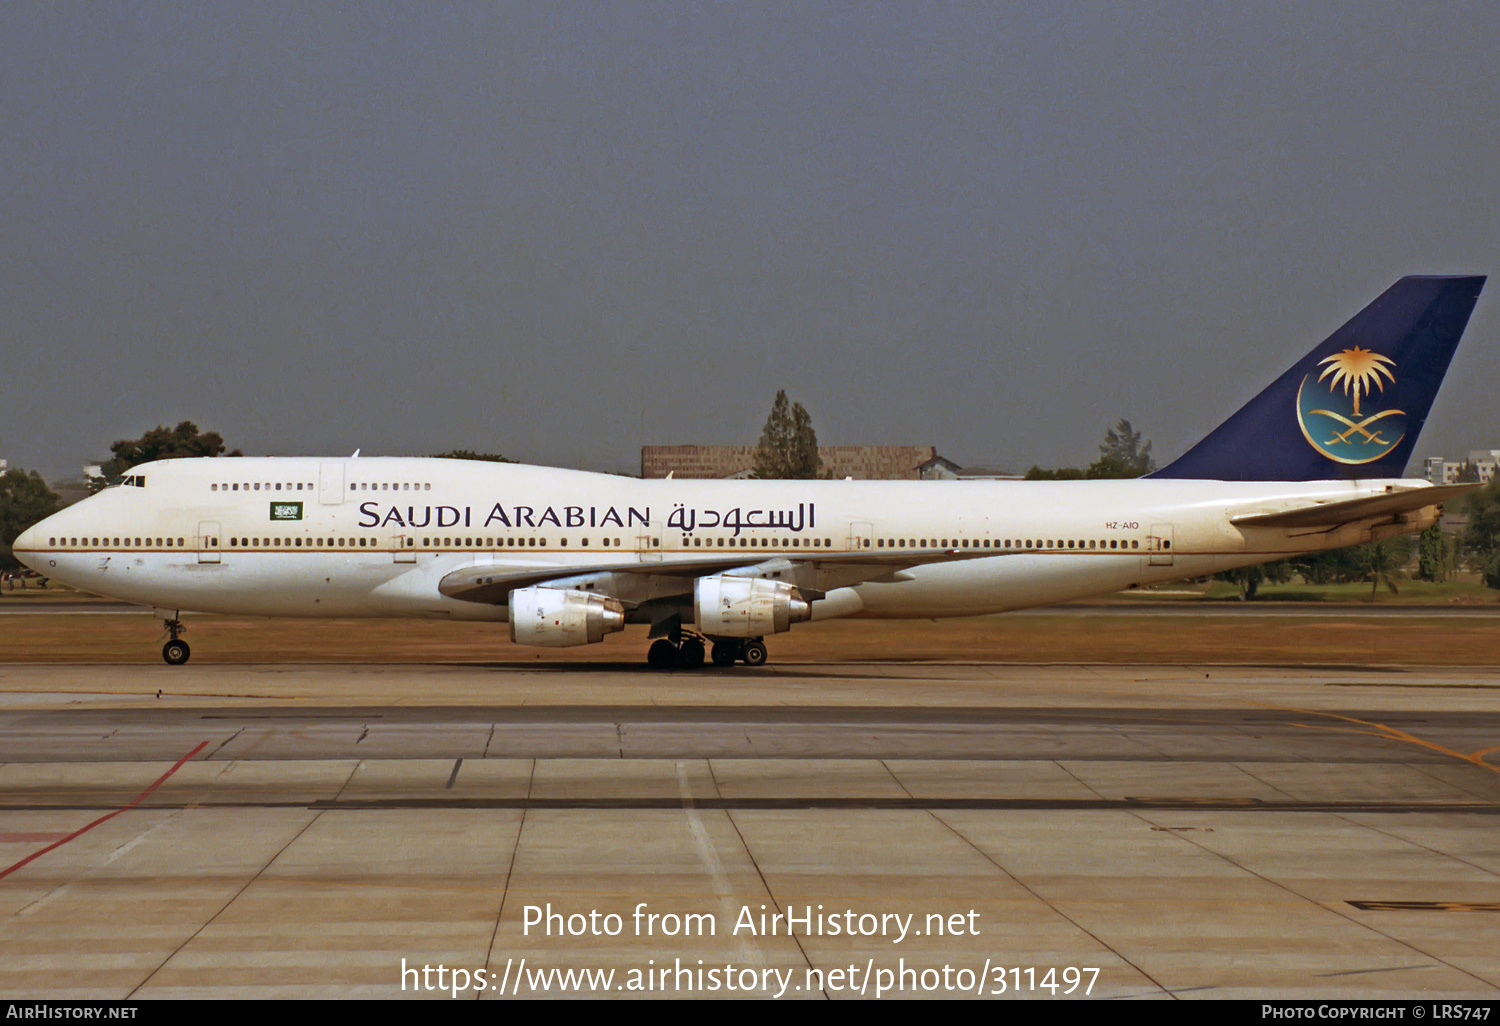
(641, 445, 758, 479)
(1424, 450, 1500, 485)
(916, 455, 962, 480)
(642, 445, 943, 480)
(1469, 450, 1500, 484)
(916, 456, 1021, 481)
(1424, 457, 1460, 484)
(952, 466, 1023, 481)
(641, 445, 1021, 481)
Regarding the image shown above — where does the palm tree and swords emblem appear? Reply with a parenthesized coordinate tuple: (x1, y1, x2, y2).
(1295, 346, 1408, 464)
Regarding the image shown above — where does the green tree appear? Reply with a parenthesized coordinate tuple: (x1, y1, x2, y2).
(430, 450, 515, 462)
(95, 421, 242, 490)
(1087, 419, 1155, 478)
(1290, 545, 1369, 584)
(1264, 560, 1295, 585)
(0, 469, 62, 570)
(1462, 478, 1500, 588)
(1360, 537, 1411, 597)
(1416, 523, 1450, 583)
(1024, 419, 1155, 480)
(1221, 564, 1264, 600)
(1216, 559, 1294, 600)
(751, 391, 823, 479)
(1023, 465, 1085, 480)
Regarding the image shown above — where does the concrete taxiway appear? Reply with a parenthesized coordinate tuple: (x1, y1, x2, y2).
(1, 661, 1497, 999)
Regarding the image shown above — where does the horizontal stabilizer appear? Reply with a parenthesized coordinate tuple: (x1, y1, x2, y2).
(1229, 483, 1475, 529)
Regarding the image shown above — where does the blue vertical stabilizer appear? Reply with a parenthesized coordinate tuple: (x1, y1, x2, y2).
(1152, 275, 1485, 481)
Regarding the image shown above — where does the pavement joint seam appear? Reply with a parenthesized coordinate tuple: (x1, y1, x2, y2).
(124, 758, 359, 999)
(1128, 809, 1499, 992)
(929, 805, 1174, 1000)
(706, 759, 823, 998)
(479, 763, 530, 1001)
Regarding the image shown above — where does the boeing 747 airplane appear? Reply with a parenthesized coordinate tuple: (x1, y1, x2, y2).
(13, 276, 1486, 667)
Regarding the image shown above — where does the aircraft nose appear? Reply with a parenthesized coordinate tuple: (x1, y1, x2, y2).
(12, 520, 49, 571)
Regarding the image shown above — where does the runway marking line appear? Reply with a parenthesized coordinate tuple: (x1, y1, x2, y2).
(1252, 703, 1500, 774)
(1348, 900, 1500, 913)
(0, 740, 208, 882)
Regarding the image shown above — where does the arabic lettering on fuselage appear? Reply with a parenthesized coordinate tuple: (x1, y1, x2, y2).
(357, 503, 650, 530)
(666, 503, 814, 537)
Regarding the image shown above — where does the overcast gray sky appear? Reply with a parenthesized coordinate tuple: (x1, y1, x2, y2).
(3, 2, 1497, 481)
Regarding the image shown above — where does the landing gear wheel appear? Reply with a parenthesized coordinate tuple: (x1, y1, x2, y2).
(162, 640, 191, 666)
(710, 642, 739, 667)
(741, 640, 768, 667)
(678, 639, 706, 669)
(647, 639, 678, 669)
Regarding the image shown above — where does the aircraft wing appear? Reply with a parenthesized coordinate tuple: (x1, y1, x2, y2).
(1229, 483, 1476, 530)
(437, 547, 1001, 605)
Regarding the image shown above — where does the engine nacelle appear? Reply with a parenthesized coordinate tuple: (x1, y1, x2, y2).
(695, 576, 811, 637)
(509, 587, 626, 647)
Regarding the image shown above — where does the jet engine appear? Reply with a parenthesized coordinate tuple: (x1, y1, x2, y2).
(509, 587, 626, 647)
(694, 576, 811, 637)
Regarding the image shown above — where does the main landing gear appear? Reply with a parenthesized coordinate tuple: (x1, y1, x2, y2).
(161, 618, 190, 666)
(647, 631, 768, 669)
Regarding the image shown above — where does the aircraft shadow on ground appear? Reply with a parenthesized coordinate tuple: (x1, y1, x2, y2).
(462, 661, 892, 680)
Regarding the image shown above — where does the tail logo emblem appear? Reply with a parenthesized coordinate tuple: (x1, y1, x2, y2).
(1295, 347, 1407, 464)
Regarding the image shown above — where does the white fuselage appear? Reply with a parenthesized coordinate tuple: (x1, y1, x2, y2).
(15, 457, 1435, 625)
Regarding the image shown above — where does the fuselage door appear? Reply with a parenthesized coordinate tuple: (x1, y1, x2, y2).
(392, 533, 416, 563)
(320, 463, 345, 505)
(198, 521, 221, 564)
(847, 521, 874, 552)
(1148, 523, 1175, 566)
(636, 527, 661, 563)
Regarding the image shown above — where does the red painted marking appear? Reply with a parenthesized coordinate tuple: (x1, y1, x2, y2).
(0, 740, 209, 881)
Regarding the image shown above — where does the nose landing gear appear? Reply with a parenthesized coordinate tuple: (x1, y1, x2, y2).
(160, 618, 190, 665)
